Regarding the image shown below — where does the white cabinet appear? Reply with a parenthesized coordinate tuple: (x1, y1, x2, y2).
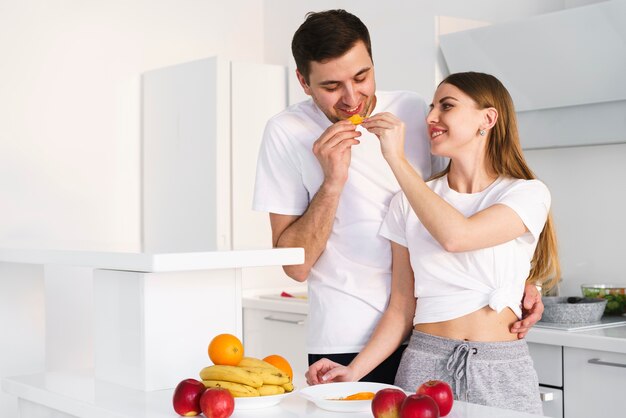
(529, 342, 562, 387)
(529, 341, 626, 418)
(439, 1, 626, 149)
(243, 307, 308, 382)
(141, 57, 286, 253)
(563, 347, 626, 418)
(528, 342, 564, 418)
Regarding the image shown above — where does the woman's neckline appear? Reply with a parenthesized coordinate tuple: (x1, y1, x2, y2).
(443, 174, 504, 196)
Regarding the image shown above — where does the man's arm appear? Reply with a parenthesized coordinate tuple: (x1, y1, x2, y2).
(270, 184, 343, 281)
(511, 283, 544, 338)
(270, 121, 361, 281)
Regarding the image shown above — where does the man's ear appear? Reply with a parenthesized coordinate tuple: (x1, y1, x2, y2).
(482, 107, 498, 131)
(296, 69, 312, 96)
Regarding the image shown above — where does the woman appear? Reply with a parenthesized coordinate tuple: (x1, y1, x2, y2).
(306, 72, 560, 415)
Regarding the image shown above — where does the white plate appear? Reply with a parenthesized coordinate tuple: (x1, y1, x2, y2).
(234, 391, 291, 410)
(298, 382, 404, 413)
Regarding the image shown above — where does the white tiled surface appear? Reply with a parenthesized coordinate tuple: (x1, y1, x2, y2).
(2, 371, 542, 418)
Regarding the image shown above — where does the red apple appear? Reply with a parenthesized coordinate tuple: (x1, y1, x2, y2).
(417, 380, 453, 416)
(172, 378, 206, 416)
(372, 388, 408, 418)
(400, 394, 440, 418)
(199, 388, 235, 418)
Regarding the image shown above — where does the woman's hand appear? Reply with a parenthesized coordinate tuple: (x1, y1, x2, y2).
(305, 358, 357, 385)
(361, 112, 406, 164)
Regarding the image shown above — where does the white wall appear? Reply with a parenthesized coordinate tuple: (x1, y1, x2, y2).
(0, 2, 265, 416)
(526, 144, 626, 295)
(0, 0, 265, 252)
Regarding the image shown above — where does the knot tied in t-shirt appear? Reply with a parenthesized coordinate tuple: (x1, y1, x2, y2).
(488, 287, 520, 314)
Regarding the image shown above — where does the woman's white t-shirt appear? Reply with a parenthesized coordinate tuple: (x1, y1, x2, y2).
(380, 175, 551, 323)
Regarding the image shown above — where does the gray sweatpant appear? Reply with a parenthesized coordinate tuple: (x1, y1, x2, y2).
(394, 330, 543, 416)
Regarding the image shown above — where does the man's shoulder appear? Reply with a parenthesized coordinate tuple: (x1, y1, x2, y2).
(267, 99, 318, 128)
(263, 99, 323, 149)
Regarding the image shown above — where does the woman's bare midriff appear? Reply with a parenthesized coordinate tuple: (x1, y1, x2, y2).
(414, 306, 519, 342)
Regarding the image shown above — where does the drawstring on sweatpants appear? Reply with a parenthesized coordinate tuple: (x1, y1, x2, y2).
(446, 342, 477, 401)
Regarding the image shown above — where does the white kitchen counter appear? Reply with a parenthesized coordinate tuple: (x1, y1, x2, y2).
(2, 371, 542, 418)
(0, 248, 304, 272)
(243, 288, 309, 315)
(526, 323, 626, 354)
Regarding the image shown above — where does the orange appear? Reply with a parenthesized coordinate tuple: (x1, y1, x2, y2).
(208, 334, 244, 366)
(263, 354, 293, 380)
(348, 114, 364, 125)
(343, 391, 375, 400)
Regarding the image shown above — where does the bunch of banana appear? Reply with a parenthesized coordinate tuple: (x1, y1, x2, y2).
(199, 357, 294, 397)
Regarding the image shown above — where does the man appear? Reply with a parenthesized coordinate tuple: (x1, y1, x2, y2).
(253, 9, 542, 384)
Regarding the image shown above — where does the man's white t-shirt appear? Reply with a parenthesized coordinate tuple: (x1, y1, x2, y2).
(253, 91, 441, 354)
(380, 175, 551, 324)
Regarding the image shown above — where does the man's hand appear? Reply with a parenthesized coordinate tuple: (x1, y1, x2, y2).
(305, 358, 356, 386)
(312, 121, 361, 192)
(511, 283, 544, 338)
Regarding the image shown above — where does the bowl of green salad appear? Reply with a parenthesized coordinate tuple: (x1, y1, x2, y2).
(581, 284, 626, 315)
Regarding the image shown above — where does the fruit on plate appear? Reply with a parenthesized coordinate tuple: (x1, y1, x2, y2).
(400, 394, 440, 418)
(199, 388, 234, 418)
(348, 114, 364, 125)
(372, 388, 407, 418)
(416, 380, 453, 416)
(208, 334, 244, 366)
(199, 356, 295, 398)
(200, 365, 263, 388)
(263, 354, 294, 380)
(343, 391, 375, 400)
(172, 378, 206, 416)
(257, 384, 286, 396)
(237, 366, 290, 385)
(202, 380, 260, 397)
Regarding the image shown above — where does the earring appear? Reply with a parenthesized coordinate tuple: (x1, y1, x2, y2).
(479, 129, 486, 136)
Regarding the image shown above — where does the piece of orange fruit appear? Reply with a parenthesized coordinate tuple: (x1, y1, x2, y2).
(208, 334, 244, 366)
(343, 391, 375, 400)
(348, 114, 364, 125)
(262, 354, 293, 380)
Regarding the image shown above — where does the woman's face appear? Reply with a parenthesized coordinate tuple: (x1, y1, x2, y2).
(426, 82, 487, 159)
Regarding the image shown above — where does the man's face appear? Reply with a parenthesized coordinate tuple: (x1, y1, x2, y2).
(297, 41, 376, 123)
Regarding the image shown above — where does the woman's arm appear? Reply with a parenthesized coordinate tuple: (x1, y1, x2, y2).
(306, 242, 416, 384)
(362, 113, 527, 252)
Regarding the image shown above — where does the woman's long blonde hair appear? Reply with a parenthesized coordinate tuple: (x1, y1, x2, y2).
(432, 72, 561, 292)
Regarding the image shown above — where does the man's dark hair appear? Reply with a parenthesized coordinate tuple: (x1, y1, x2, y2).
(291, 9, 372, 84)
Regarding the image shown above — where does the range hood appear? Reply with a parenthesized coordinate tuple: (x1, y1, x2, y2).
(439, 0, 626, 149)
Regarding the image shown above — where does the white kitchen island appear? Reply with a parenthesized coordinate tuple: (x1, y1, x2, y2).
(3, 370, 542, 418)
(0, 248, 303, 417)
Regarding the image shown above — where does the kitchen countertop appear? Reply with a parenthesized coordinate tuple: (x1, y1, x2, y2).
(243, 288, 309, 315)
(526, 321, 626, 353)
(1, 371, 542, 418)
(0, 248, 303, 272)
(245, 288, 626, 354)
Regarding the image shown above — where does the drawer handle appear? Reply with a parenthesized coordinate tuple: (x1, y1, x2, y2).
(539, 391, 554, 402)
(264, 315, 305, 325)
(588, 358, 626, 368)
